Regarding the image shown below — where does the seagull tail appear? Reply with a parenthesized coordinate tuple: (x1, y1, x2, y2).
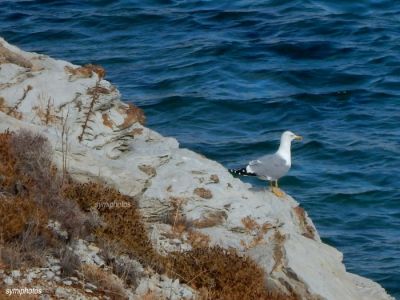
(228, 167, 256, 177)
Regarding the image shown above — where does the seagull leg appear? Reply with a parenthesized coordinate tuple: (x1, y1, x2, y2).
(271, 180, 285, 197)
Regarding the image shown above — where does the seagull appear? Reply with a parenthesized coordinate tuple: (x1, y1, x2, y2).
(229, 131, 303, 197)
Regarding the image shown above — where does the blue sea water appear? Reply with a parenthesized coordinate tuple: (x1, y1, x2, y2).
(1, 0, 399, 297)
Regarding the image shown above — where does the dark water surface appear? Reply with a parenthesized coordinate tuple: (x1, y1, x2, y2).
(1, 0, 399, 297)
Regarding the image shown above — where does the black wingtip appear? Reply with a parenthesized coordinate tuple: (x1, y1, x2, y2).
(229, 167, 256, 177)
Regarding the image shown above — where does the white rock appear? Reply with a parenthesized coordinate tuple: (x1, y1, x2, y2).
(55, 287, 69, 298)
(45, 271, 55, 280)
(93, 255, 104, 266)
(48, 257, 61, 265)
(63, 280, 73, 286)
(135, 279, 149, 295)
(50, 265, 61, 272)
(48, 220, 68, 240)
(39, 295, 52, 300)
(85, 283, 97, 290)
(4, 276, 14, 285)
(87, 245, 100, 252)
(0, 37, 394, 300)
(72, 239, 105, 266)
(26, 272, 37, 283)
(11, 270, 21, 278)
(172, 279, 180, 289)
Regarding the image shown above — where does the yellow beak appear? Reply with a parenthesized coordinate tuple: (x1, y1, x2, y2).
(294, 135, 303, 141)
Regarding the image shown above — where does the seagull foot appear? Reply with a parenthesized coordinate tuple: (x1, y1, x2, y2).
(271, 186, 285, 198)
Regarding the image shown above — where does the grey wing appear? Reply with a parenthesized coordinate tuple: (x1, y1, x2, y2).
(249, 154, 289, 180)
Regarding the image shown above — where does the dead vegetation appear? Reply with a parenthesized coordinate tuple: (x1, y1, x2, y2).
(187, 230, 210, 249)
(168, 246, 275, 300)
(240, 216, 274, 250)
(0, 129, 296, 299)
(0, 130, 85, 270)
(81, 264, 126, 299)
(2, 85, 33, 120)
(10, 130, 89, 238)
(168, 197, 190, 237)
(118, 103, 146, 129)
(193, 187, 213, 199)
(32, 94, 60, 125)
(193, 210, 227, 228)
(78, 81, 101, 142)
(0, 87, 32, 120)
(64, 64, 105, 80)
(62, 181, 160, 271)
(59, 248, 81, 277)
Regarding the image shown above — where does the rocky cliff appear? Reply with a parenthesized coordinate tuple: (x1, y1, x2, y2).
(0, 38, 394, 300)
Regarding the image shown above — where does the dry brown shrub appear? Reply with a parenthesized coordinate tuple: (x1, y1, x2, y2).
(0, 196, 47, 241)
(187, 231, 210, 249)
(0, 292, 38, 300)
(82, 264, 126, 299)
(10, 130, 89, 238)
(112, 256, 140, 287)
(0, 206, 55, 269)
(0, 243, 22, 270)
(62, 182, 160, 270)
(167, 246, 272, 300)
(97, 238, 119, 264)
(141, 291, 161, 300)
(32, 94, 60, 125)
(0, 131, 88, 240)
(165, 197, 194, 238)
(10, 130, 52, 188)
(98, 239, 140, 287)
(193, 211, 227, 229)
(59, 247, 82, 277)
(0, 132, 59, 269)
(0, 131, 18, 191)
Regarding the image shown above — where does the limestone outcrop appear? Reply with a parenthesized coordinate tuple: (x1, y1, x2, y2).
(0, 37, 394, 300)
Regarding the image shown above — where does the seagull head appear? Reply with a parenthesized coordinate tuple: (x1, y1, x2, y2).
(282, 131, 303, 142)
